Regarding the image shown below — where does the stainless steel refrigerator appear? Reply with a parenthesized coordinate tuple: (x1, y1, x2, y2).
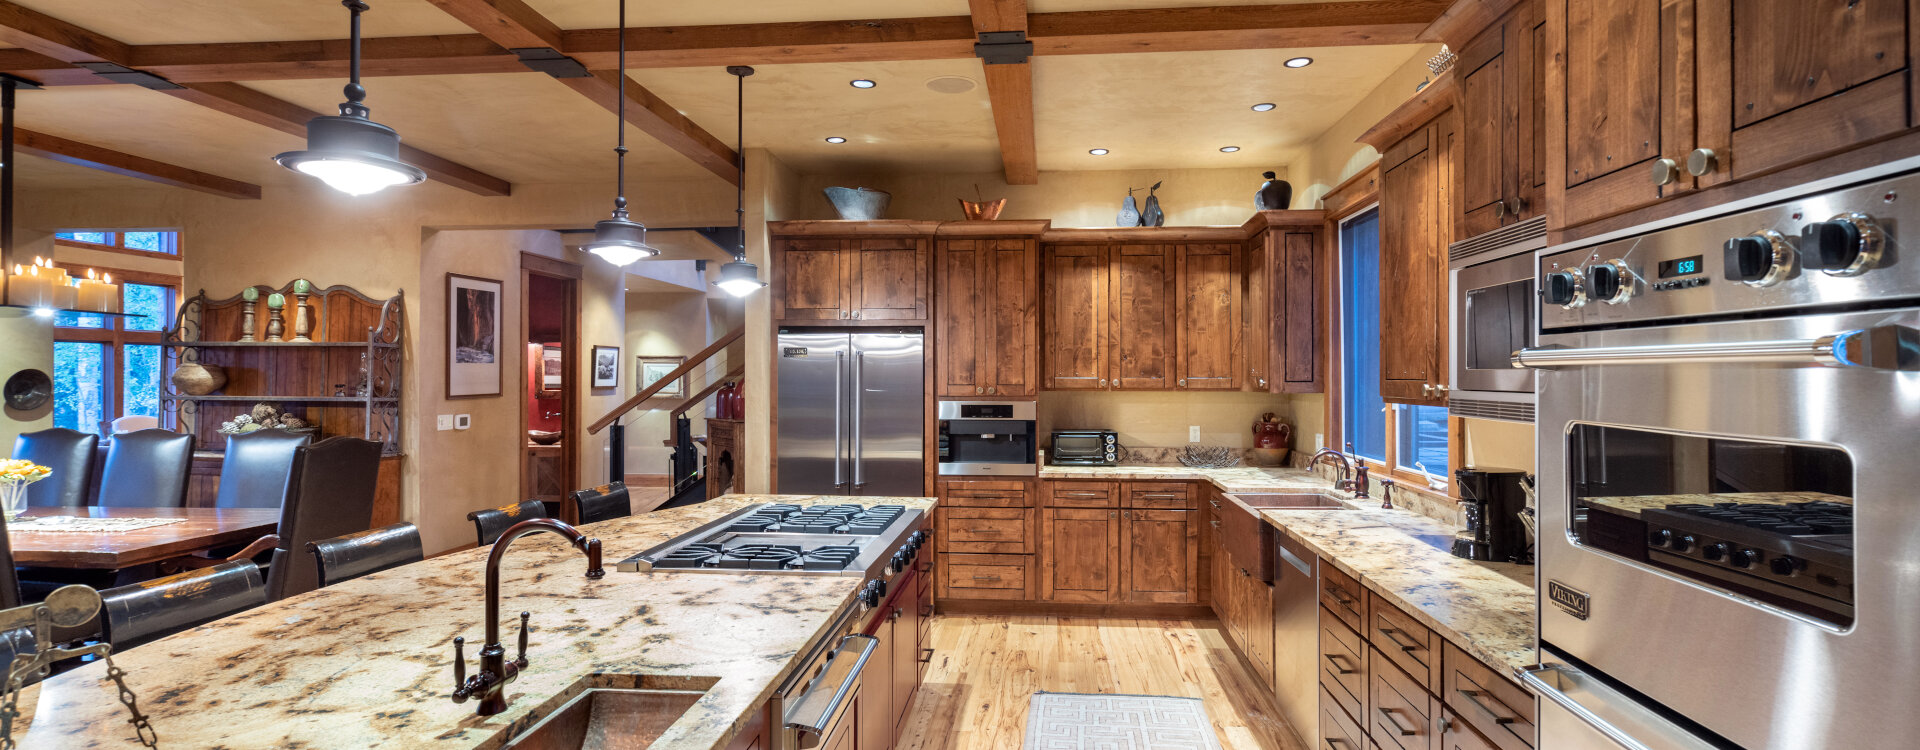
(776, 328, 925, 496)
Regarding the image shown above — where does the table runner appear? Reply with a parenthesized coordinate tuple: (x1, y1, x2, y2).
(8, 516, 191, 533)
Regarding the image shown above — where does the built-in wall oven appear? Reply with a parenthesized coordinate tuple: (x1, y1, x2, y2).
(1449, 215, 1546, 423)
(1515, 169, 1920, 750)
(936, 401, 1037, 476)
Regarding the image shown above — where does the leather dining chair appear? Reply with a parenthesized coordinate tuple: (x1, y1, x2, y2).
(95, 429, 194, 508)
(10, 427, 98, 508)
(212, 430, 312, 509)
(250, 437, 383, 601)
(98, 561, 266, 652)
(568, 482, 632, 526)
(308, 523, 424, 588)
(466, 500, 547, 547)
(0, 513, 20, 609)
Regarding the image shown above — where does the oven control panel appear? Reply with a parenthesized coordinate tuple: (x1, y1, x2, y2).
(1540, 169, 1919, 331)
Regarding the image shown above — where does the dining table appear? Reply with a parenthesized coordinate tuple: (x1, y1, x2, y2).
(7, 506, 279, 569)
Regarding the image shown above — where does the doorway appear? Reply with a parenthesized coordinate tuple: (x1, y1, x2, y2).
(521, 253, 581, 522)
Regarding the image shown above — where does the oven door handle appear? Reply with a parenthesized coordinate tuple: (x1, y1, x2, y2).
(1521, 662, 1720, 750)
(1512, 324, 1919, 371)
(785, 634, 878, 748)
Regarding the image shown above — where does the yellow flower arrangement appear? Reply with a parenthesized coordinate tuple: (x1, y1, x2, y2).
(0, 458, 51, 485)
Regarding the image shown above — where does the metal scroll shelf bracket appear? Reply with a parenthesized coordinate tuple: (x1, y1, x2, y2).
(0, 586, 156, 749)
(1512, 324, 1920, 371)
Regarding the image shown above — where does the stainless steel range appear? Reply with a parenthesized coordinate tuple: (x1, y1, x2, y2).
(617, 503, 926, 576)
(1515, 169, 1920, 750)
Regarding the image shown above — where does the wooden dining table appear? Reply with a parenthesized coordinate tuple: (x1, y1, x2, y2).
(7, 507, 279, 569)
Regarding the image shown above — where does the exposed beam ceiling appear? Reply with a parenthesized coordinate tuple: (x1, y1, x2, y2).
(0, 2, 1449, 83)
(15, 128, 261, 199)
(968, 0, 1037, 185)
(0, 0, 511, 196)
(421, 0, 740, 186)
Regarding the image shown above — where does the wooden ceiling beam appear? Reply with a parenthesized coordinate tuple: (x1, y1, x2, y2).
(0, 1, 125, 63)
(968, 0, 1038, 185)
(1026, 0, 1450, 55)
(421, 0, 561, 51)
(14, 128, 260, 199)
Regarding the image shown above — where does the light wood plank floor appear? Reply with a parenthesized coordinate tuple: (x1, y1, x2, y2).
(894, 615, 1309, 750)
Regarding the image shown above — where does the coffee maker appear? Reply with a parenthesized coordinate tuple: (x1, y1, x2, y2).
(1451, 467, 1532, 564)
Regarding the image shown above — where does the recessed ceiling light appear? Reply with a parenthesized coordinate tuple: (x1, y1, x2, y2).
(1220, 146, 1241, 153)
(1284, 57, 1313, 68)
(825, 136, 847, 144)
(850, 79, 876, 89)
(1089, 148, 1109, 156)
(1251, 102, 1277, 112)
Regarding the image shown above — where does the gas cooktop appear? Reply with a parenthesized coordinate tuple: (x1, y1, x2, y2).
(616, 503, 923, 575)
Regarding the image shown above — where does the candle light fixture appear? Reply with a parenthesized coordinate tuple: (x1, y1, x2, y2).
(712, 65, 766, 298)
(273, 1, 426, 196)
(581, 0, 658, 267)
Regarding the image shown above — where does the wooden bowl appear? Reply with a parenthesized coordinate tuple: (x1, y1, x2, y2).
(528, 430, 562, 446)
(959, 198, 1006, 221)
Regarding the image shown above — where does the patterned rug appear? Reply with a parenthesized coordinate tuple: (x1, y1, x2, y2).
(1023, 692, 1224, 750)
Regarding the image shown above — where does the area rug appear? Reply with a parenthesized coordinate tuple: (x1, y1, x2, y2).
(1023, 692, 1224, 750)
(8, 516, 188, 532)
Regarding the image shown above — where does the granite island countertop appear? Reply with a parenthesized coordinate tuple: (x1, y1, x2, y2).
(14, 494, 934, 749)
(1038, 464, 1344, 493)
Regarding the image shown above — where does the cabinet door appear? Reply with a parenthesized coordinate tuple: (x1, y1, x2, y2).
(1244, 234, 1271, 392)
(1122, 509, 1197, 603)
(1379, 124, 1449, 406)
(1176, 243, 1242, 391)
(1041, 507, 1119, 603)
(849, 237, 928, 321)
(935, 240, 985, 397)
(773, 237, 847, 321)
(857, 616, 894, 750)
(1457, 27, 1509, 238)
(1274, 230, 1323, 393)
(984, 239, 1038, 397)
(1549, 0, 1685, 228)
(1042, 245, 1109, 390)
(1110, 244, 1177, 390)
(1246, 570, 1275, 685)
(891, 577, 922, 733)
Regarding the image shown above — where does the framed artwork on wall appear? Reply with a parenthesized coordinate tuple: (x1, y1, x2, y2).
(591, 345, 620, 389)
(539, 344, 563, 398)
(447, 273, 502, 398)
(637, 355, 687, 398)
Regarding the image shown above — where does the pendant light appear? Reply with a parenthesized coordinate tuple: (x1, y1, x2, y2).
(712, 65, 767, 298)
(582, 0, 658, 267)
(273, 1, 425, 196)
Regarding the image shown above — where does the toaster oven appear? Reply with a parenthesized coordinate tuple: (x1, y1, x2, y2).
(1049, 430, 1118, 466)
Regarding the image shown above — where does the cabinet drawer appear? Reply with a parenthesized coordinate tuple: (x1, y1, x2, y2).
(1320, 606, 1368, 724)
(936, 508, 1032, 554)
(1442, 641, 1536, 750)
(1320, 564, 1366, 631)
(940, 479, 1032, 508)
(1441, 706, 1501, 750)
(1045, 480, 1119, 508)
(1125, 481, 1194, 509)
(1320, 684, 1368, 750)
(1370, 654, 1436, 750)
(939, 553, 1032, 600)
(1369, 590, 1439, 690)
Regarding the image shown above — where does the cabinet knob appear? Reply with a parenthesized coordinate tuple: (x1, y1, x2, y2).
(1421, 384, 1434, 396)
(1109, 511, 1118, 518)
(1257, 378, 1267, 388)
(1177, 378, 1187, 388)
(1687, 148, 1719, 177)
(1099, 379, 1108, 388)
(1495, 200, 1509, 219)
(987, 386, 996, 394)
(975, 387, 984, 394)
(1651, 158, 1680, 186)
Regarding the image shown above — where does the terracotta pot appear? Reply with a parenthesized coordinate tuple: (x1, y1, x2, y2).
(959, 198, 1006, 221)
(170, 363, 227, 396)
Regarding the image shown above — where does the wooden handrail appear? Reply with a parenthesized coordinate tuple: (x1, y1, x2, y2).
(670, 363, 745, 420)
(587, 326, 744, 434)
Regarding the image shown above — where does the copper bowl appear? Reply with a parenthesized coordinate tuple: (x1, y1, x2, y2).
(528, 430, 562, 446)
(959, 198, 1006, 221)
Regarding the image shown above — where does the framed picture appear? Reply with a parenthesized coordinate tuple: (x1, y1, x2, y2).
(446, 273, 502, 398)
(539, 344, 563, 398)
(637, 355, 687, 398)
(591, 345, 620, 389)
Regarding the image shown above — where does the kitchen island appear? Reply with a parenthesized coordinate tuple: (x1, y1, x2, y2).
(13, 494, 934, 749)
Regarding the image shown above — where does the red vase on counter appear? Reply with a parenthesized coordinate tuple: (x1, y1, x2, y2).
(1251, 412, 1291, 467)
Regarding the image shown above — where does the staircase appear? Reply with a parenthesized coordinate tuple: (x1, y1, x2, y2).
(587, 326, 744, 510)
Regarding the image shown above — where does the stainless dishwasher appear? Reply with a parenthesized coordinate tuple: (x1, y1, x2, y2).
(1272, 532, 1319, 741)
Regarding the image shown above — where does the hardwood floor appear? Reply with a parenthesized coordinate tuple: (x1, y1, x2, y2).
(894, 615, 1308, 750)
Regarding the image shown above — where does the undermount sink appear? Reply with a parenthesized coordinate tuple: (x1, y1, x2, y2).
(1408, 533, 1457, 553)
(1230, 493, 1352, 510)
(507, 684, 708, 750)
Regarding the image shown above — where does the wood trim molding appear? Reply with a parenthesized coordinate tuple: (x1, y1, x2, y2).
(17, 129, 260, 199)
(1416, 0, 1522, 48)
(1321, 163, 1381, 220)
(768, 220, 945, 237)
(1355, 70, 1457, 151)
(51, 261, 181, 288)
(54, 238, 184, 263)
(934, 219, 1051, 237)
(1041, 225, 1247, 243)
(519, 251, 583, 279)
(1239, 209, 1327, 234)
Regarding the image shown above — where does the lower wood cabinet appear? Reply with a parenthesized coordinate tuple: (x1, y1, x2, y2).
(1121, 509, 1198, 603)
(858, 568, 930, 750)
(1041, 507, 1120, 602)
(1441, 706, 1501, 750)
(1370, 653, 1437, 750)
(1040, 480, 1200, 605)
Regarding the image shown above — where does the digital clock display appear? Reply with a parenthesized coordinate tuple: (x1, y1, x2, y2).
(1659, 255, 1704, 278)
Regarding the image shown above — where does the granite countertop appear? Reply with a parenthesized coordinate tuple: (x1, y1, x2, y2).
(14, 494, 934, 749)
(1038, 464, 1337, 493)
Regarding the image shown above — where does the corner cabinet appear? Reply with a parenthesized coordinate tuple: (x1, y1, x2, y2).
(1379, 113, 1457, 406)
(935, 223, 1044, 398)
(769, 221, 935, 324)
(1244, 212, 1327, 393)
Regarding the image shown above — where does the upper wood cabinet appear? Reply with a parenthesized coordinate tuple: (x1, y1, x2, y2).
(1041, 240, 1246, 392)
(1041, 244, 1110, 390)
(1245, 212, 1326, 394)
(1176, 244, 1242, 391)
(1379, 115, 1456, 407)
(1111, 245, 1178, 390)
(769, 223, 933, 324)
(936, 235, 1038, 398)
(849, 237, 930, 320)
(773, 237, 850, 321)
(1455, 0, 1545, 239)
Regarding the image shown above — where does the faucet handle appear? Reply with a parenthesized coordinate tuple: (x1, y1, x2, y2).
(514, 612, 531, 668)
(452, 636, 470, 700)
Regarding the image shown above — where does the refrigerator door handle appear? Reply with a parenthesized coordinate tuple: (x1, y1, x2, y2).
(833, 351, 846, 489)
(851, 351, 866, 490)
(1521, 662, 1719, 750)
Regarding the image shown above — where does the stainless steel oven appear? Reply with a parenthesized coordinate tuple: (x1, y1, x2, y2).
(1515, 169, 1920, 750)
(936, 400, 1036, 476)
(1449, 216, 1546, 422)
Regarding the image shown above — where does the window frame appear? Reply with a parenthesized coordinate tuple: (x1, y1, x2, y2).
(51, 262, 181, 435)
(54, 229, 181, 261)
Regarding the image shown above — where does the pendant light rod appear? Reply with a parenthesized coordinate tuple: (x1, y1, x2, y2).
(613, 0, 628, 217)
(343, 0, 368, 117)
(2, 77, 13, 271)
(727, 65, 754, 260)
(581, 0, 656, 266)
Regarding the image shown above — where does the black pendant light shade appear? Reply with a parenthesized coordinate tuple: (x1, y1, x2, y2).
(585, 0, 658, 267)
(712, 65, 766, 297)
(274, 1, 425, 196)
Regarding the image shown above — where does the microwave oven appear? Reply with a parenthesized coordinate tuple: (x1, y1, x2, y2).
(1447, 216, 1544, 422)
(1049, 430, 1118, 466)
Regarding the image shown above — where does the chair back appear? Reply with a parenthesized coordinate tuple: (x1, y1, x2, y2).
(110, 416, 158, 434)
(568, 482, 631, 525)
(466, 500, 547, 547)
(99, 561, 265, 651)
(0, 513, 18, 610)
(11, 427, 98, 508)
(213, 430, 312, 509)
(308, 523, 423, 588)
(264, 437, 382, 600)
(0, 627, 38, 687)
(96, 429, 193, 508)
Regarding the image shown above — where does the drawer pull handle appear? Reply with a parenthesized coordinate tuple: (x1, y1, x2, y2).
(1059, 491, 1103, 498)
(1377, 707, 1420, 737)
(1209, 499, 1221, 508)
(1323, 585, 1355, 605)
(963, 528, 1005, 533)
(971, 575, 1002, 581)
(1210, 520, 1221, 528)
(1458, 688, 1518, 725)
(1323, 653, 1357, 675)
(1377, 626, 1421, 653)
(1323, 740, 1351, 750)
(1138, 493, 1183, 499)
(918, 648, 935, 664)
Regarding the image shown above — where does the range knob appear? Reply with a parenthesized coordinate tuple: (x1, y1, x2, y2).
(1588, 260, 1634, 305)
(1672, 534, 1695, 553)
(1769, 556, 1802, 576)
(1730, 548, 1763, 569)
(1544, 269, 1588, 308)
(1722, 231, 1795, 287)
(859, 580, 883, 607)
(1647, 529, 1673, 547)
(1799, 213, 1884, 277)
(1702, 542, 1728, 561)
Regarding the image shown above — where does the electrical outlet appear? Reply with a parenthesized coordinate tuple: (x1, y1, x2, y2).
(437, 415, 454, 431)
(1315, 433, 1325, 451)
(1189, 425, 1201, 443)
(454, 414, 472, 430)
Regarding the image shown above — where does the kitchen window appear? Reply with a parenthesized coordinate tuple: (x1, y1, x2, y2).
(53, 272, 178, 436)
(56, 229, 180, 256)
(1336, 207, 1449, 483)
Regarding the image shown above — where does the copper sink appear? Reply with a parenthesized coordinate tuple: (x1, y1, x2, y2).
(1231, 493, 1351, 509)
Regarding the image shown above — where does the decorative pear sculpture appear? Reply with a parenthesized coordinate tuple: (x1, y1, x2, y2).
(1117, 188, 1142, 227)
(1255, 171, 1293, 210)
(1141, 181, 1165, 227)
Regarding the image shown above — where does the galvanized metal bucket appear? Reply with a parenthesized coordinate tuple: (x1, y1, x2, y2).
(824, 187, 891, 220)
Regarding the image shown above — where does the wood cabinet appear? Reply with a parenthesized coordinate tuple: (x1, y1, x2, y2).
(1175, 243, 1242, 390)
(1455, 0, 1546, 239)
(1121, 508, 1199, 603)
(857, 567, 929, 750)
(1110, 245, 1178, 389)
(1040, 242, 1244, 391)
(770, 230, 930, 323)
(1040, 244, 1110, 390)
(1379, 115, 1456, 406)
(1214, 543, 1275, 685)
(936, 479, 1038, 602)
(1040, 507, 1121, 603)
(1245, 215, 1325, 394)
(1039, 480, 1200, 605)
(936, 235, 1038, 398)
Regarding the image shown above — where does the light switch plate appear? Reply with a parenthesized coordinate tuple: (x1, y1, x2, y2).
(454, 414, 472, 430)
(1188, 425, 1201, 443)
(437, 415, 454, 431)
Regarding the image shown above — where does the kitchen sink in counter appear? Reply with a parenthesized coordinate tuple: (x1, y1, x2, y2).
(1038, 464, 1341, 494)
(14, 493, 935, 750)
